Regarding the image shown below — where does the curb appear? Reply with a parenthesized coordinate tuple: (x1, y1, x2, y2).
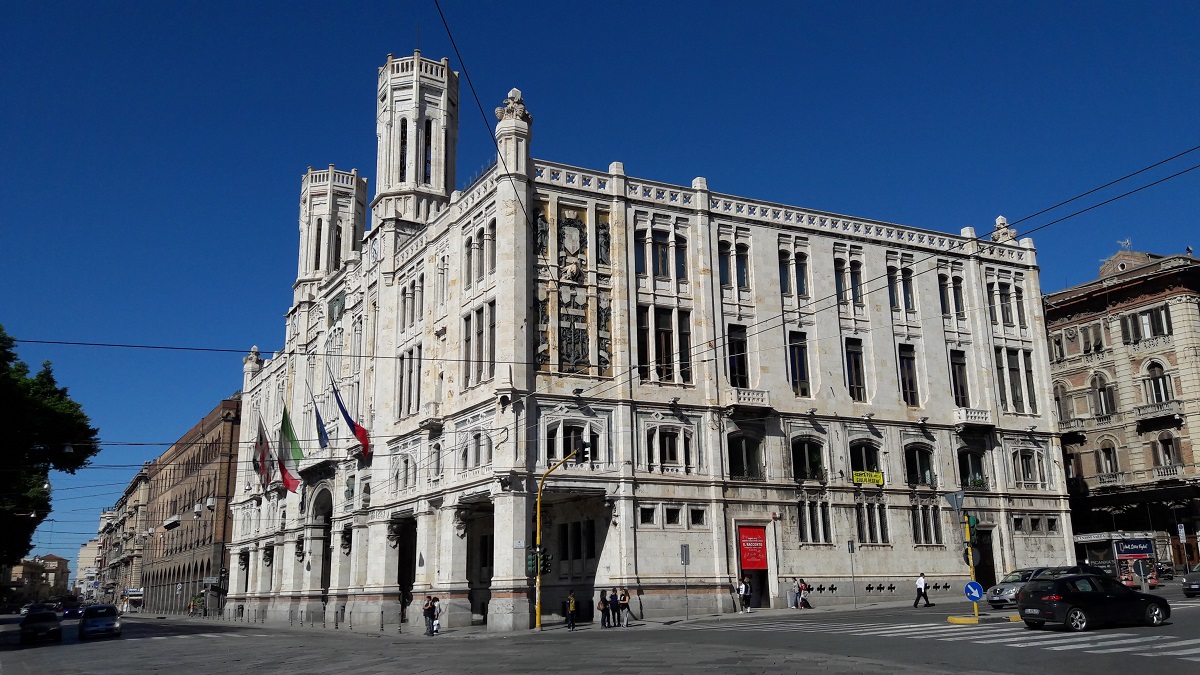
(946, 614, 1021, 624)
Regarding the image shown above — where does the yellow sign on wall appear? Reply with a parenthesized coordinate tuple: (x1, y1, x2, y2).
(852, 470, 884, 486)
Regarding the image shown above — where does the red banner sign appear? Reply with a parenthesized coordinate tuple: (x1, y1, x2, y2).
(739, 526, 768, 570)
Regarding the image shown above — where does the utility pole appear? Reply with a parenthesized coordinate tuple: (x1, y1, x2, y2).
(535, 450, 577, 630)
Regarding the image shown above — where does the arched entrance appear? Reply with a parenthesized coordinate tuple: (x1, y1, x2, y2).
(311, 489, 334, 600)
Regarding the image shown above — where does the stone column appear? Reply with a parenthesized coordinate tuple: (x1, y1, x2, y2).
(436, 504, 471, 627)
(488, 491, 533, 631)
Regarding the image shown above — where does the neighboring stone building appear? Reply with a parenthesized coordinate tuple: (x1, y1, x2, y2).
(227, 49, 1070, 632)
(74, 538, 101, 601)
(6, 555, 69, 602)
(141, 394, 240, 614)
(97, 467, 149, 609)
(1045, 250, 1199, 566)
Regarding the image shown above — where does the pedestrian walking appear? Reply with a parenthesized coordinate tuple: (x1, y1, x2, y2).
(432, 597, 442, 634)
(914, 573, 933, 608)
(609, 588, 619, 627)
(790, 578, 801, 609)
(422, 596, 435, 636)
(566, 590, 577, 631)
(597, 591, 609, 628)
(800, 579, 812, 609)
(619, 587, 631, 627)
(739, 576, 752, 613)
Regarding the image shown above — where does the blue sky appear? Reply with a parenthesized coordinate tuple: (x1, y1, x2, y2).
(2, 1, 1198, 573)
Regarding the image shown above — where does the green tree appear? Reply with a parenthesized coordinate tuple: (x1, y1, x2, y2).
(0, 324, 100, 564)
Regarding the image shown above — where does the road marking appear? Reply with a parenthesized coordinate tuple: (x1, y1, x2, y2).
(150, 636, 168, 640)
(1133, 640, 1200, 656)
(991, 631, 1138, 647)
(1087, 638, 1186, 654)
(1046, 635, 1173, 651)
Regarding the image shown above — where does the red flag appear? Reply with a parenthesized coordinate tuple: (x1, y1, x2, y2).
(331, 380, 370, 458)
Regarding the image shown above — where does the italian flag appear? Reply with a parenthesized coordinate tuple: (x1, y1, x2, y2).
(277, 406, 304, 493)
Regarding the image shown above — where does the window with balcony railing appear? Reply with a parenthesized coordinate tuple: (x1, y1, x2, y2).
(791, 438, 824, 482)
(728, 434, 763, 480)
(904, 445, 934, 486)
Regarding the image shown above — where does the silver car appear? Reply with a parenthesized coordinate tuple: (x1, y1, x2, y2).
(78, 604, 122, 639)
(1183, 563, 1200, 598)
(987, 567, 1049, 609)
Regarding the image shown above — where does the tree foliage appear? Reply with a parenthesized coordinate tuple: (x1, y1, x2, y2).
(0, 324, 100, 564)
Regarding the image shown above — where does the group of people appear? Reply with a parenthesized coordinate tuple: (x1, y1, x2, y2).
(421, 596, 442, 636)
(594, 587, 633, 628)
(790, 578, 813, 609)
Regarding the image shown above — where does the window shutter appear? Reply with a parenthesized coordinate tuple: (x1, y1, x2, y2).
(1120, 315, 1131, 344)
(1163, 304, 1173, 335)
(1130, 313, 1142, 342)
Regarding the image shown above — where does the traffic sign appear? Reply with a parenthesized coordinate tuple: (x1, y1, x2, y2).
(202, 576, 218, 585)
(944, 490, 965, 514)
(964, 581, 984, 601)
(680, 544, 690, 566)
(1180, 523, 1188, 541)
(1133, 559, 1150, 577)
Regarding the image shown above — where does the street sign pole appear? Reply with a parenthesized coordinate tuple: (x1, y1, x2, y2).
(681, 544, 690, 621)
(535, 450, 576, 631)
(963, 514, 978, 618)
(848, 540, 857, 610)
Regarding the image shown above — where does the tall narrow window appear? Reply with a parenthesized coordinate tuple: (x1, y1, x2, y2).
(951, 277, 965, 318)
(678, 311, 693, 384)
(474, 306, 486, 383)
(987, 282, 997, 323)
(994, 347, 1008, 409)
(652, 231, 670, 278)
(1097, 441, 1118, 474)
(634, 230, 647, 276)
(464, 237, 473, 290)
(718, 242, 731, 286)
(475, 228, 486, 282)
(846, 338, 866, 402)
(849, 261, 863, 304)
(463, 314, 473, 387)
(791, 438, 823, 481)
(313, 218, 323, 271)
(728, 435, 762, 480)
(787, 331, 810, 397)
(1054, 384, 1070, 420)
(655, 307, 674, 381)
(938, 275, 951, 316)
(487, 220, 497, 273)
(423, 119, 433, 184)
(636, 306, 650, 381)
(1023, 350, 1038, 414)
(888, 266, 900, 310)
(1007, 349, 1025, 413)
(1015, 285, 1027, 328)
(675, 236, 688, 281)
(728, 324, 749, 388)
(834, 259, 847, 302)
(398, 120, 408, 183)
(779, 251, 792, 294)
(950, 350, 970, 408)
(487, 301, 496, 380)
(999, 283, 1014, 325)
(901, 269, 915, 311)
(898, 344, 919, 406)
(1148, 362, 1171, 403)
(794, 253, 808, 297)
(332, 221, 343, 269)
(1158, 433, 1176, 466)
(1091, 374, 1115, 415)
(735, 244, 750, 290)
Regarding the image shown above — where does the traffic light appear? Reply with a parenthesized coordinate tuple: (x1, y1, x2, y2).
(525, 546, 537, 576)
(579, 441, 590, 463)
(966, 515, 979, 529)
(540, 549, 553, 574)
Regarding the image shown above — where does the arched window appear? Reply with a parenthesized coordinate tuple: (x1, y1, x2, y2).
(778, 251, 792, 294)
(938, 274, 950, 315)
(1054, 383, 1071, 421)
(634, 230, 648, 276)
(1091, 374, 1115, 415)
(464, 236, 473, 289)
(475, 228, 486, 282)
(332, 220, 343, 269)
(728, 434, 763, 480)
(794, 253, 808, 296)
(791, 437, 823, 482)
(487, 219, 497, 273)
(904, 445, 934, 486)
(718, 241, 732, 286)
(1147, 362, 1172, 403)
(398, 119, 408, 183)
(674, 235, 688, 281)
(951, 276, 965, 318)
(1012, 448, 1047, 489)
(834, 259, 847, 301)
(849, 261, 863, 304)
(1157, 433, 1176, 466)
(1096, 440, 1118, 475)
(901, 269, 915, 311)
(313, 218, 323, 271)
(430, 443, 442, 476)
(887, 266, 900, 309)
(849, 441, 881, 481)
(423, 119, 433, 184)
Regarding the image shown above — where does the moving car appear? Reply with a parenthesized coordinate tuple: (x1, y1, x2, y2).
(987, 567, 1050, 609)
(1032, 564, 1112, 580)
(78, 604, 122, 639)
(1182, 562, 1200, 598)
(1017, 573, 1170, 631)
(19, 610, 63, 645)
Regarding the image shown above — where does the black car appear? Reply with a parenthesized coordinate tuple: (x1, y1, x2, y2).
(1031, 564, 1113, 580)
(1017, 573, 1170, 631)
(19, 610, 63, 645)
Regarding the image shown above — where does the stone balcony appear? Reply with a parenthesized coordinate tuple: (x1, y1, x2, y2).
(1082, 462, 1199, 490)
(953, 408, 994, 430)
(1134, 399, 1183, 424)
(725, 387, 771, 409)
(1059, 418, 1086, 433)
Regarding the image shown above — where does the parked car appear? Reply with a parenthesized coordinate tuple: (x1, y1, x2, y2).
(19, 610, 63, 645)
(987, 567, 1051, 609)
(78, 604, 122, 639)
(1182, 562, 1200, 598)
(1017, 573, 1170, 631)
(19, 603, 52, 616)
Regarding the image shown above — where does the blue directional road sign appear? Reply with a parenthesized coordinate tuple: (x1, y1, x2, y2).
(964, 581, 984, 601)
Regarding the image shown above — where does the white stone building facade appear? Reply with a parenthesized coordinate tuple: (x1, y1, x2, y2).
(227, 50, 1073, 632)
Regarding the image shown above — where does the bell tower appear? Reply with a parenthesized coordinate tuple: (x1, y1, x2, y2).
(372, 50, 460, 235)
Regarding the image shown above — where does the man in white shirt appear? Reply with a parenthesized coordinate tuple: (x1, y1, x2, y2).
(914, 573, 933, 608)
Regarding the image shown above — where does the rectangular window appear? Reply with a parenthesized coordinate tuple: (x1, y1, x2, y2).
(950, 350, 970, 408)
(636, 306, 650, 381)
(678, 311, 693, 383)
(634, 231, 647, 276)
(1052, 336, 1064, 361)
(487, 301, 496, 380)
(1007, 348, 1025, 413)
(475, 306, 486, 383)
(1012, 516, 1024, 533)
(735, 244, 750, 290)
(856, 503, 888, 544)
(952, 277, 965, 319)
(655, 307, 674, 381)
(639, 506, 655, 525)
(779, 253, 792, 294)
(902, 269, 915, 311)
(845, 338, 866, 402)
(463, 314, 473, 387)
(987, 282, 997, 323)
(798, 500, 831, 544)
(718, 243, 731, 286)
(728, 324, 749, 388)
(652, 231, 670, 278)
(888, 267, 900, 310)
(660, 430, 679, 464)
(999, 283, 1014, 325)
(788, 331, 810, 397)
(795, 254, 808, 297)
(898, 343, 919, 406)
(1023, 350, 1037, 415)
(665, 507, 681, 526)
(1015, 285, 1027, 328)
(675, 236, 688, 280)
(690, 508, 705, 527)
(994, 347, 1008, 409)
(938, 275, 951, 316)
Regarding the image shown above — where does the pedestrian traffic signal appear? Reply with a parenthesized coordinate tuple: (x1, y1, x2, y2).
(966, 514, 979, 529)
(540, 550, 553, 574)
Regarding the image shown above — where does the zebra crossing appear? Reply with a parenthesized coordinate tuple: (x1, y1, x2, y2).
(126, 632, 271, 643)
(681, 618, 1200, 662)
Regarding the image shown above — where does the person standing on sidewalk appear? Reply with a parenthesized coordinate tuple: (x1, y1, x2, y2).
(619, 587, 631, 626)
(913, 573, 933, 608)
(422, 596, 435, 636)
(790, 578, 801, 609)
(739, 576, 753, 613)
(566, 590, 577, 631)
(799, 579, 812, 609)
(609, 588, 619, 627)
(597, 591, 609, 628)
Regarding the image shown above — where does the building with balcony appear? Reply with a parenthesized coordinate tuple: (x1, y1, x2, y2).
(141, 394, 240, 614)
(97, 468, 150, 609)
(1046, 249, 1199, 566)
(226, 49, 1071, 632)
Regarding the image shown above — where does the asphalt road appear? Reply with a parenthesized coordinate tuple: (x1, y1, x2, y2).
(1, 585, 1196, 674)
